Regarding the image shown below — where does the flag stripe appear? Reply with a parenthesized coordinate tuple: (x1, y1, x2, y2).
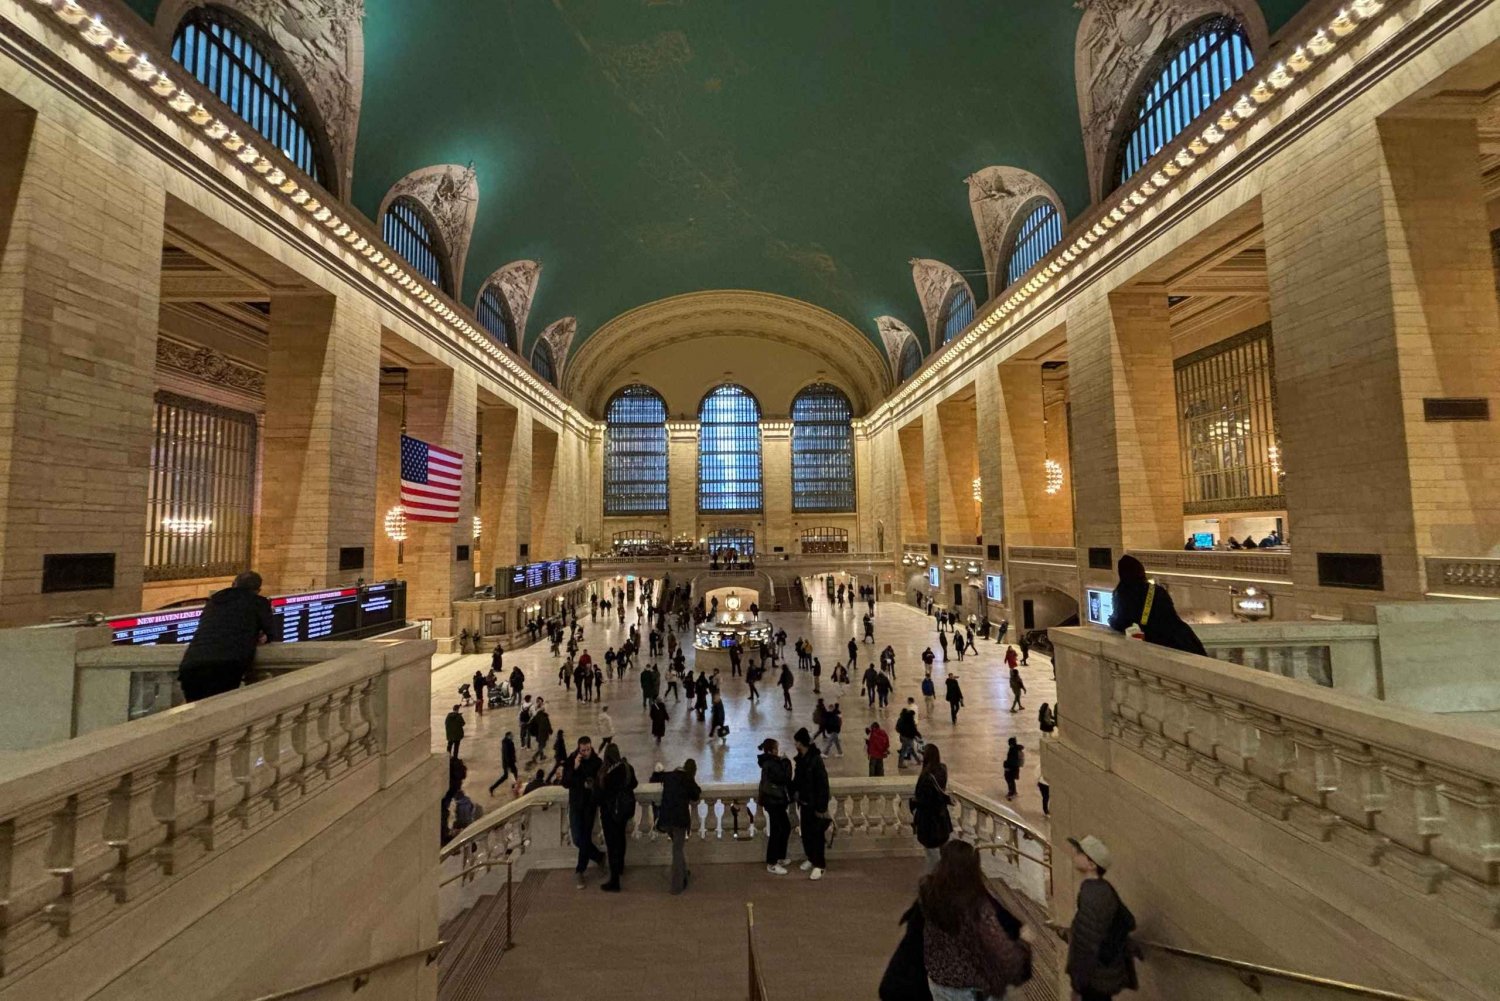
(399, 433, 465, 524)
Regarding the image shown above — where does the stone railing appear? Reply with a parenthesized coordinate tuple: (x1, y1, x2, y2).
(1008, 546, 1079, 566)
(1424, 556, 1500, 598)
(1130, 548, 1292, 581)
(1195, 622, 1383, 699)
(0, 637, 436, 983)
(1052, 628, 1500, 930)
(942, 544, 985, 558)
(439, 776, 1047, 920)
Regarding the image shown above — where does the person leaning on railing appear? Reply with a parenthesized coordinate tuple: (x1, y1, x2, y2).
(176, 571, 277, 702)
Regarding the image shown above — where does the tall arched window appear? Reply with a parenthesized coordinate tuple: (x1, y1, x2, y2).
(383, 196, 452, 294)
(1004, 200, 1063, 287)
(698, 384, 762, 512)
(171, 6, 332, 189)
(476, 283, 517, 351)
(531, 340, 557, 386)
(898, 339, 923, 382)
(792, 383, 855, 513)
(604, 385, 669, 516)
(939, 286, 975, 345)
(1112, 16, 1253, 190)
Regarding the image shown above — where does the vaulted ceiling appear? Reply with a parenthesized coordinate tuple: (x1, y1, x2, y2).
(125, 0, 1310, 356)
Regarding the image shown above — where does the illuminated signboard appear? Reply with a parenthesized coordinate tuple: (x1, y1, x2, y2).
(1086, 588, 1115, 627)
(928, 566, 940, 589)
(108, 581, 407, 646)
(495, 558, 581, 598)
(985, 574, 1004, 603)
(1233, 592, 1272, 619)
(1193, 532, 1215, 549)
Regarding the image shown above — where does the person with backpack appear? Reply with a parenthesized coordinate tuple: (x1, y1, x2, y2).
(517, 697, 534, 751)
(598, 742, 638, 893)
(920, 841, 1034, 1000)
(451, 782, 484, 838)
(822, 703, 844, 757)
(757, 739, 794, 875)
(488, 731, 519, 796)
(1066, 835, 1138, 1001)
(562, 736, 606, 888)
(921, 673, 936, 717)
(1004, 737, 1025, 800)
(910, 743, 952, 871)
(865, 720, 891, 776)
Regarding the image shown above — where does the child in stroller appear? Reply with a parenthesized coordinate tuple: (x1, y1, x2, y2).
(488, 680, 517, 708)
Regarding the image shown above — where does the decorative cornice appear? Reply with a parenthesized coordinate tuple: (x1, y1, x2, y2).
(156, 337, 265, 397)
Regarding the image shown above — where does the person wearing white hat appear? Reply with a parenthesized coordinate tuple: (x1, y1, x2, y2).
(1065, 835, 1138, 1001)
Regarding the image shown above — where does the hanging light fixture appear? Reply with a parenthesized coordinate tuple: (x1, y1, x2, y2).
(472, 515, 482, 540)
(384, 505, 408, 543)
(1045, 459, 1064, 495)
(972, 476, 982, 502)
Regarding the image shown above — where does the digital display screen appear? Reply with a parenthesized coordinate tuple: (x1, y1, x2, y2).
(928, 566, 940, 589)
(1086, 588, 1115, 627)
(108, 581, 406, 646)
(985, 574, 1004, 602)
(1193, 532, 1214, 549)
(496, 558, 581, 597)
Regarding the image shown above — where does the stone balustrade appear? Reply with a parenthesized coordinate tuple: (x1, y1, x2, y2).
(1008, 546, 1078, 566)
(1424, 556, 1500, 598)
(1129, 548, 1292, 581)
(1195, 622, 1382, 698)
(1051, 627, 1500, 930)
(439, 776, 1048, 920)
(0, 637, 435, 983)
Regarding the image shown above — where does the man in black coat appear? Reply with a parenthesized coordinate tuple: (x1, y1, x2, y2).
(562, 736, 605, 886)
(177, 571, 277, 702)
(657, 758, 701, 894)
(1108, 555, 1206, 655)
(1066, 835, 1138, 1000)
(792, 727, 831, 880)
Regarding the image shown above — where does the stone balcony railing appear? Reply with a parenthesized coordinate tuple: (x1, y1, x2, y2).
(439, 775, 1050, 921)
(1008, 546, 1078, 566)
(1195, 622, 1383, 698)
(1129, 548, 1292, 582)
(1051, 627, 1500, 930)
(0, 637, 436, 985)
(1425, 556, 1500, 598)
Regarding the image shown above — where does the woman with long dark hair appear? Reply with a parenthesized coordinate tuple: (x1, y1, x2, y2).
(919, 841, 1034, 1000)
(910, 743, 952, 872)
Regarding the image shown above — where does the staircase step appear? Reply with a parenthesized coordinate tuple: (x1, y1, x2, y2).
(439, 870, 546, 1001)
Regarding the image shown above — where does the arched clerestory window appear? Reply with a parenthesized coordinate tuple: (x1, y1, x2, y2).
(171, 6, 333, 190)
(604, 385, 669, 516)
(792, 383, 855, 513)
(476, 283, 518, 351)
(1004, 200, 1064, 287)
(383, 196, 452, 294)
(939, 285, 976, 345)
(898, 339, 923, 382)
(698, 384, 762, 513)
(1111, 16, 1254, 191)
(531, 339, 557, 386)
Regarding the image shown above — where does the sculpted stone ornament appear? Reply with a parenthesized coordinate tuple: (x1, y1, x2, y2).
(477, 260, 542, 350)
(909, 259, 973, 349)
(155, 0, 366, 197)
(875, 316, 919, 383)
(157, 338, 266, 397)
(381, 163, 481, 292)
(966, 167, 1066, 299)
(539, 317, 578, 381)
(1073, 0, 1266, 201)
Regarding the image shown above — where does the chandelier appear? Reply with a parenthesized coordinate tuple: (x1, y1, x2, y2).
(472, 515, 482, 540)
(972, 476, 982, 502)
(383, 505, 408, 543)
(1044, 458, 1064, 495)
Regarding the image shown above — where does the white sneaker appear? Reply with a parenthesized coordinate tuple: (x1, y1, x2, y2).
(778, 858, 791, 866)
(799, 860, 814, 871)
(767, 864, 788, 875)
(809, 867, 824, 881)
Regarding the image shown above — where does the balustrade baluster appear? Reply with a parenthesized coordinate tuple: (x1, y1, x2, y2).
(103, 767, 167, 904)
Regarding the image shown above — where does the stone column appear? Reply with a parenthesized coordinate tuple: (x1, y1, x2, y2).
(997, 362, 1072, 547)
(761, 420, 793, 553)
(853, 428, 879, 552)
(896, 420, 927, 549)
(530, 422, 559, 558)
(402, 366, 476, 637)
(934, 398, 980, 547)
(0, 98, 162, 624)
(480, 403, 530, 571)
(1263, 113, 1500, 611)
(257, 294, 380, 593)
(974, 368, 1007, 552)
(667, 422, 698, 544)
(1067, 287, 1184, 579)
(372, 389, 403, 580)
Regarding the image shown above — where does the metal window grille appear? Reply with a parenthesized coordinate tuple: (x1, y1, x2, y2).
(707, 528, 756, 558)
(476, 284, 517, 350)
(1005, 200, 1063, 287)
(604, 385, 669, 516)
(698, 385, 762, 512)
(171, 7, 329, 187)
(792, 383, 855, 512)
(800, 527, 849, 554)
(1175, 327, 1283, 513)
(145, 392, 258, 581)
(940, 286, 975, 344)
(532, 340, 557, 386)
(898, 339, 923, 382)
(1114, 17, 1253, 189)
(383, 196, 451, 293)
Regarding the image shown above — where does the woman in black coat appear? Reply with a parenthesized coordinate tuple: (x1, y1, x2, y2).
(597, 743, 638, 892)
(1107, 555, 1206, 655)
(910, 744, 952, 871)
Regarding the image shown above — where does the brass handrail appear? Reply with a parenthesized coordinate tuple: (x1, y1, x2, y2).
(235, 941, 446, 1001)
(1138, 941, 1437, 1001)
(747, 901, 772, 1001)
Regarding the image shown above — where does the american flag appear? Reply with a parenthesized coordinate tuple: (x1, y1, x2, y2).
(400, 434, 463, 523)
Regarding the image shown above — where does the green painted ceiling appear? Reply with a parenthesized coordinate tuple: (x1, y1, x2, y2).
(125, 0, 1309, 355)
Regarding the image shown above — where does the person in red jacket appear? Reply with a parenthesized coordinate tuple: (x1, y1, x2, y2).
(865, 720, 891, 776)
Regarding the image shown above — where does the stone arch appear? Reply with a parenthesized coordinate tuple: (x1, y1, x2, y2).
(378, 164, 480, 295)
(1074, 0, 1268, 203)
(475, 260, 542, 350)
(875, 316, 921, 384)
(966, 167, 1068, 300)
(537, 317, 578, 384)
(909, 259, 975, 351)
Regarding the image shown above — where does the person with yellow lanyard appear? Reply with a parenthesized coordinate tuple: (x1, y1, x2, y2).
(1106, 555, 1207, 656)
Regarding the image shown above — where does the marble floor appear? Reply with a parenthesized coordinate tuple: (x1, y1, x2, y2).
(430, 586, 1058, 832)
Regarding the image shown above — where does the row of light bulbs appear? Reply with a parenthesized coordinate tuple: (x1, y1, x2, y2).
(28, 0, 557, 406)
(879, 0, 1389, 409)
(381, 507, 483, 544)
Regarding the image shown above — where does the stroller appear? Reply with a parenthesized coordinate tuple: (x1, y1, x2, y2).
(457, 683, 474, 707)
(488, 681, 517, 709)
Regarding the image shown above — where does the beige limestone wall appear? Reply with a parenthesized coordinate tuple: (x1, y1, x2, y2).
(934, 395, 980, 547)
(402, 366, 477, 635)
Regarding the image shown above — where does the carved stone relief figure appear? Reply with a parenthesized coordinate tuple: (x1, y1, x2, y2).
(539, 317, 578, 382)
(966, 167, 1067, 299)
(875, 315, 919, 383)
(1073, 0, 1268, 201)
(380, 164, 481, 293)
(155, 0, 366, 198)
(477, 260, 543, 350)
(909, 259, 974, 349)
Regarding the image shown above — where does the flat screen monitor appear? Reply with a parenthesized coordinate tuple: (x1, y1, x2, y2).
(928, 566, 940, 589)
(985, 574, 1004, 602)
(1193, 532, 1215, 549)
(1086, 587, 1115, 627)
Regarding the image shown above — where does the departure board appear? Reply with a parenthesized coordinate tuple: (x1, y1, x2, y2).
(108, 581, 407, 646)
(271, 587, 361, 642)
(109, 607, 206, 646)
(495, 558, 580, 597)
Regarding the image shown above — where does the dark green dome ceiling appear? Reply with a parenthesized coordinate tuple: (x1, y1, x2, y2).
(125, 0, 1309, 354)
